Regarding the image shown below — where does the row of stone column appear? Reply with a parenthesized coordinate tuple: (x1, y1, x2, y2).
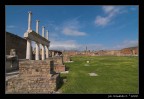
(26, 11, 49, 60)
(35, 26, 49, 60)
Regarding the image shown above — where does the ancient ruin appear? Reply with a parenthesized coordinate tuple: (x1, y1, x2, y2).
(62, 47, 138, 57)
(6, 49, 19, 72)
(6, 11, 65, 93)
(5, 11, 138, 94)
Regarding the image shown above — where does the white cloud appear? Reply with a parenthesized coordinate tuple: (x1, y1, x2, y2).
(102, 6, 115, 14)
(95, 6, 122, 26)
(63, 19, 80, 29)
(46, 18, 87, 37)
(102, 6, 120, 17)
(7, 25, 17, 28)
(112, 40, 138, 50)
(95, 16, 111, 26)
(49, 40, 78, 50)
(31, 39, 138, 51)
(48, 31, 104, 50)
(62, 18, 87, 36)
(62, 27, 86, 36)
(49, 38, 105, 51)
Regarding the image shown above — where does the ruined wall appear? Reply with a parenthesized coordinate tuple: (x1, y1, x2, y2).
(134, 47, 138, 55)
(63, 55, 71, 62)
(6, 56, 19, 72)
(64, 47, 138, 57)
(53, 64, 65, 73)
(63, 51, 77, 57)
(47, 57, 65, 73)
(121, 47, 138, 56)
(121, 48, 132, 55)
(6, 60, 60, 94)
(6, 32, 27, 59)
(104, 50, 121, 56)
(6, 49, 19, 72)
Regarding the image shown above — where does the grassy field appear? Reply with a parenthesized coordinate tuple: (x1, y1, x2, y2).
(60, 56, 138, 94)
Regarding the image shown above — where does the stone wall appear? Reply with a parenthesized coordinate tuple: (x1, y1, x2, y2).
(63, 55, 71, 62)
(6, 32, 27, 59)
(6, 55, 19, 72)
(6, 60, 60, 94)
(121, 47, 138, 56)
(103, 50, 121, 56)
(63, 47, 138, 57)
(63, 51, 77, 57)
(47, 57, 65, 73)
(54, 64, 65, 73)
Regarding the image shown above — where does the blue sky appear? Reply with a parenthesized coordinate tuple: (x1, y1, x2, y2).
(6, 5, 138, 51)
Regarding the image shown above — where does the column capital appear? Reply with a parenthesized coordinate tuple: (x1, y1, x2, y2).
(42, 26, 45, 28)
(28, 11, 32, 14)
(36, 20, 40, 22)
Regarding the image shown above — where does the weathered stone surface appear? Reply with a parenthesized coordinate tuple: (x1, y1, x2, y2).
(62, 47, 138, 56)
(46, 57, 66, 73)
(6, 60, 60, 94)
(6, 55, 19, 72)
(54, 64, 65, 73)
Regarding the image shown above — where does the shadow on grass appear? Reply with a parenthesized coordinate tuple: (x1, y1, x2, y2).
(65, 66, 70, 71)
(57, 76, 67, 90)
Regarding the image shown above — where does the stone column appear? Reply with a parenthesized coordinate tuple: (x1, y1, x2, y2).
(46, 46, 49, 58)
(36, 20, 40, 34)
(35, 43, 39, 60)
(26, 39, 32, 60)
(46, 30, 49, 40)
(46, 30, 49, 58)
(35, 20, 40, 60)
(41, 26, 45, 60)
(41, 44, 45, 60)
(42, 26, 45, 37)
(28, 11, 32, 31)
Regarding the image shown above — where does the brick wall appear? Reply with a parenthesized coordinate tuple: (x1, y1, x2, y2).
(54, 64, 65, 73)
(6, 60, 60, 94)
(47, 57, 66, 73)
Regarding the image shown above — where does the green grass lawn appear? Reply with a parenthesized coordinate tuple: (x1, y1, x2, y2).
(60, 56, 138, 94)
